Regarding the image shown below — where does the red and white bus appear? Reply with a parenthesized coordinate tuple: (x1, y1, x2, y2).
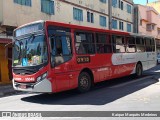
(12, 20, 157, 93)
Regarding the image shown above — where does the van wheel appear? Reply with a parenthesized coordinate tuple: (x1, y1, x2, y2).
(78, 72, 91, 93)
(136, 63, 143, 77)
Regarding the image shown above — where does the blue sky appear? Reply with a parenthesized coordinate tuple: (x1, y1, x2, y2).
(133, 0, 157, 5)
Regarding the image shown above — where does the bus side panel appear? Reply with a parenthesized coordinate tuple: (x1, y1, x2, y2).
(90, 54, 113, 82)
(111, 53, 137, 76)
(136, 53, 147, 70)
(147, 52, 157, 69)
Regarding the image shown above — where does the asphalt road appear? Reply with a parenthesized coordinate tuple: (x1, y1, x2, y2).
(0, 65, 160, 120)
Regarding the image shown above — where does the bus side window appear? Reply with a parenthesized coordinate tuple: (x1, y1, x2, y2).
(126, 37, 136, 53)
(145, 37, 152, 52)
(151, 38, 155, 52)
(136, 37, 145, 52)
(50, 35, 72, 67)
(75, 32, 95, 54)
(96, 33, 112, 53)
(112, 35, 125, 53)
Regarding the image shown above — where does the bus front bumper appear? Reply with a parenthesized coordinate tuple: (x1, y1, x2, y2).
(12, 78, 52, 93)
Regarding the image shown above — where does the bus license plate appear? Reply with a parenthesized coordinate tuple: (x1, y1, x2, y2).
(19, 85, 26, 89)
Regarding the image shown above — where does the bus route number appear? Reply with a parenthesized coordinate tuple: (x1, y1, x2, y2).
(77, 56, 90, 64)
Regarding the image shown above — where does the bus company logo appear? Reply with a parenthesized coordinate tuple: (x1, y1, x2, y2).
(2, 112, 11, 117)
(77, 56, 90, 64)
(116, 55, 123, 61)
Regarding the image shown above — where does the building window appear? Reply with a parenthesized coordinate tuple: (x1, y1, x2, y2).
(41, 0, 54, 15)
(13, 0, 32, 6)
(73, 8, 83, 21)
(119, 0, 123, 10)
(121, 1, 123, 10)
(100, 16, 107, 27)
(112, 0, 117, 7)
(127, 4, 131, 14)
(158, 30, 160, 35)
(127, 23, 131, 32)
(119, 0, 121, 8)
(87, 12, 94, 23)
(140, 20, 142, 26)
(100, 0, 107, 3)
(112, 19, 117, 29)
(147, 24, 155, 31)
(119, 21, 123, 30)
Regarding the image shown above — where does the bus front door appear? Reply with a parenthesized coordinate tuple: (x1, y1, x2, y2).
(50, 34, 72, 92)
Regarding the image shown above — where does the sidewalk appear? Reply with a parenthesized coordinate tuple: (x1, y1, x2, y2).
(0, 84, 20, 98)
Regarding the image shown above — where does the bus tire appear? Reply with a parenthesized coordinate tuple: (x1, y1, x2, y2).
(135, 63, 143, 77)
(78, 72, 91, 93)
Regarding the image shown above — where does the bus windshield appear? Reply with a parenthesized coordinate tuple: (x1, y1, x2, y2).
(13, 35, 48, 67)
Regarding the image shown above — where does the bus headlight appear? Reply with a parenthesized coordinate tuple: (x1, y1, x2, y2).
(42, 72, 47, 79)
(36, 72, 48, 82)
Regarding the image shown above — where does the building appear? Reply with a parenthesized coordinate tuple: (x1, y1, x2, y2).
(147, 0, 160, 13)
(0, 0, 134, 32)
(0, 0, 134, 84)
(147, 0, 160, 53)
(134, 4, 160, 53)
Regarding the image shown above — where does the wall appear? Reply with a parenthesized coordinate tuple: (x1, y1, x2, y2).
(147, 1, 160, 14)
(0, 44, 10, 84)
(2, 0, 109, 29)
(0, 0, 3, 23)
(138, 5, 160, 38)
(1, 0, 134, 32)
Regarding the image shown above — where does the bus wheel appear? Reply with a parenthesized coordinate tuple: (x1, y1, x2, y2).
(136, 63, 143, 77)
(78, 72, 91, 93)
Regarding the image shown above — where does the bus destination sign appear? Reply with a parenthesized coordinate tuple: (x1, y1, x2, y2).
(15, 23, 44, 37)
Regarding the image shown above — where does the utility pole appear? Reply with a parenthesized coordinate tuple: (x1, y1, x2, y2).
(108, 0, 112, 30)
(147, 0, 148, 4)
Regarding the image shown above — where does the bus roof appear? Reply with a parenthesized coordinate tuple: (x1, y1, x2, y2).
(14, 20, 155, 38)
(45, 20, 129, 35)
(14, 20, 129, 36)
(130, 33, 155, 38)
